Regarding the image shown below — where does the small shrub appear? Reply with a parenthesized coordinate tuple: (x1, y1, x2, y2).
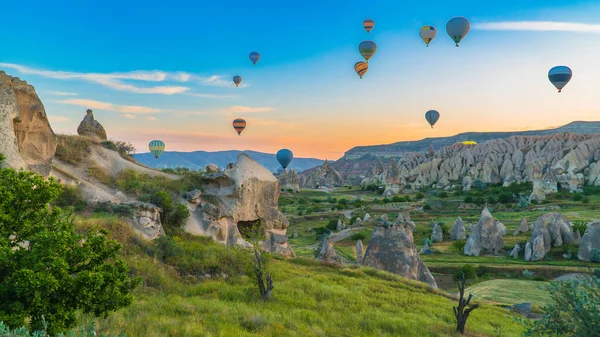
(571, 194, 584, 202)
(54, 135, 92, 165)
(423, 203, 432, 211)
(572, 221, 588, 236)
(452, 240, 466, 253)
(415, 192, 424, 200)
(326, 219, 339, 231)
(522, 270, 534, 279)
(350, 232, 367, 241)
(421, 238, 433, 248)
(454, 264, 476, 280)
(486, 196, 497, 204)
(154, 236, 184, 261)
(164, 203, 191, 230)
(464, 195, 474, 203)
(439, 191, 448, 198)
(591, 248, 600, 263)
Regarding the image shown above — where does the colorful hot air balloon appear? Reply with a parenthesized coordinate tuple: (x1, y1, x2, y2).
(233, 118, 247, 135)
(276, 149, 293, 169)
(358, 41, 377, 62)
(233, 76, 242, 87)
(148, 140, 165, 159)
(419, 26, 437, 47)
(446, 17, 470, 47)
(548, 66, 572, 93)
(249, 52, 260, 66)
(425, 110, 440, 128)
(363, 19, 374, 34)
(461, 141, 477, 145)
(354, 61, 368, 79)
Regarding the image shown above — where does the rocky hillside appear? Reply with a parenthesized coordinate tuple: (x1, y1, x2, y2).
(298, 160, 344, 188)
(363, 133, 600, 197)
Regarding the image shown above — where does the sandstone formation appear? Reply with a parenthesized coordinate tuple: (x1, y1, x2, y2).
(125, 201, 165, 240)
(419, 243, 432, 255)
(362, 215, 437, 288)
(318, 235, 341, 264)
(450, 217, 466, 240)
(77, 109, 107, 141)
(510, 244, 520, 258)
(514, 216, 529, 236)
(298, 160, 344, 188)
(363, 213, 371, 222)
(578, 222, 600, 262)
(205, 164, 219, 173)
(524, 242, 533, 261)
(527, 213, 575, 261)
(277, 168, 300, 192)
(185, 153, 295, 257)
(431, 224, 443, 243)
(356, 239, 364, 264)
(0, 71, 56, 175)
(464, 208, 506, 256)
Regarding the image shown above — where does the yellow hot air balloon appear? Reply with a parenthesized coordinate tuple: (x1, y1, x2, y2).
(419, 26, 437, 47)
(461, 141, 477, 145)
(363, 19, 374, 34)
(354, 61, 368, 79)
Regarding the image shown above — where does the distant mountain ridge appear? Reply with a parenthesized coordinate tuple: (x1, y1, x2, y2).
(133, 150, 325, 172)
(344, 121, 600, 160)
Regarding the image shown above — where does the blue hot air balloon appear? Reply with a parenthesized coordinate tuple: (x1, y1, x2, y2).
(548, 66, 572, 93)
(276, 149, 293, 169)
(249, 52, 260, 66)
(446, 17, 470, 47)
(425, 110, 440, 128)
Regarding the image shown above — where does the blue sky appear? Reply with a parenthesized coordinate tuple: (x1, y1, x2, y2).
(2, 0, 600, 159)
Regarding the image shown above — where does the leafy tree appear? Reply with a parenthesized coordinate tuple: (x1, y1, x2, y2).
(522, 277, 600, 336)
(0, 165, 140, 334)
(241, 222, 274, 301)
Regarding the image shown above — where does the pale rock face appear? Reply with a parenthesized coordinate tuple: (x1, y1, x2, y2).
(527, 213, 575, 261)
(510, 244, 520, 258)
(277, 168, 300, 192)
(356, 239, 364, 264)
(578, 222, 600, 261)
(430, 224, 443, 243)
(125, 201, 165, 240)
(354, 217, 362, 226)
(185, 153, 295, 257)
(77, 109, 107, 141)
(363, 220, 437, 288)
(464, 207, 505, 256)
(0, 71, 56, 175)
(419, 242, 432, 255)
(363, 213, 371, 222)
(524, 242, 533, 261)
(298, 160, 343, 188)
(318, 235, 341, 264)
(514, 217, 529, 236)
(450, 217, 466, 240)
(205, 164, 219, 173)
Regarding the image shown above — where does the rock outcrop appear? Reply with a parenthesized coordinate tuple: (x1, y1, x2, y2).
(450, 217, 466, 240)
(362, 216, 437, 288)
(431, 224, 443, 243)
(527, 213, 575, 261)
(277, 168, 300, 192)
(510, 244, 520, 258)
(514, 216, 529, 236)
(185, 153, 295, 257)
(77, 109, 107, 141)
(0, 71, 56, 175)
(578, 222, 600, 261)
(205, 164, 219, 173)
(356, 239, 364, 264)
(298, 160, 344, 188)
(464, 207, 506, 256)
(318, 235, 341, 264)
(125, 201, 165, 240)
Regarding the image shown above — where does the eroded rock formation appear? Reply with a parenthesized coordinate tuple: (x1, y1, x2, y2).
(298, 160, 344, 188)
(578, 222, 600, 262)
(277, 168, 300, 192)
(125, 201, 165, 240)
(185, 153, 295, 257)
(450, 217, 466, 240)
(527, 213, 575, 261)
(464, 207, 506, 256)
(77, 109, 107, 141)
(318, 235, 341, 264)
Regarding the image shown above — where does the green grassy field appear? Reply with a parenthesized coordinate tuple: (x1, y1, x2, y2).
(465, 279, 552, 308)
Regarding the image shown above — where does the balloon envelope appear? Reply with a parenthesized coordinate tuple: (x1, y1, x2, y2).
(420, 26, 437, 46)
(354, 61, 368, 79)
(233, 76, 242, 87)
(249, 52, 260, 65)
(363, 19, 374, 33)
(446, 17, 470, 46)
(358, 41, 377, 62)
(548, 66, 572, 92)
(425, 110, 440, 128)
(233, 118, 247, 135)
(276, 149, 293, 169)
(148, 140, 165, 159)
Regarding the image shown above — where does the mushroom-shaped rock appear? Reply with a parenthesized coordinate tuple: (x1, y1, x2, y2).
(77, 109, 107, 141)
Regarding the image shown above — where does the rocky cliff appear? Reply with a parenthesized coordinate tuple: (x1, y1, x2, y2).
(185, 153, 295, 257)
(277, 168, 300, 192)
(77, 109, 107, 141)
(298, 160, 344, 188)
(0, 71, 56, 175)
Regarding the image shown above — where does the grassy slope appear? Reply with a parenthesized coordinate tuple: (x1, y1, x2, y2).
(465, 279, 551, 308)
(77, 216, 523, 337)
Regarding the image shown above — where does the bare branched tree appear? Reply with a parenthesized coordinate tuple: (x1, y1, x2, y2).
(453, 272, 480, 334)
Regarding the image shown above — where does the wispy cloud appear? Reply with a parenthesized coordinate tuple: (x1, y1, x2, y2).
(186, 92, 234, 99)
(46, 91, 78, 96)
(223, 106, 274, 113)
(48, 116, 69, 122)
(57, 98, 162, 114)
(122, 114, 136, 119)
(0, 63, 236, 96)
(146, 116, 157, 121)
(474, 21, 600, 33)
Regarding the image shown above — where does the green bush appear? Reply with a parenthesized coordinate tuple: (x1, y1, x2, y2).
(423, 203, 431, 211)
(486, 196, 497, 204)
(350, 232, 367, 241)
(572, 221, 588, 236)
(439, 191, 448, 198)
(522, 270, 534, 279)
(464, 195, 474, 203)
(154, 236, 184, 261)
(326, 219, 339, 231)
(571, 194, 584, 202)
(164, 204, 191, 230)
(420, 238, 433, 247)
(454, 264, 476, 280)
(452, 240, 466, 253)
(498, 191, 514, 203)
(0, 321, 122, 337)
(54, 135, 92, 165)
(590, 249, 600, 263)
(415, 192, 424, 200)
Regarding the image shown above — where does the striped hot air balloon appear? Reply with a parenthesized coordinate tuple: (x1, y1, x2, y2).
(363, 19, 374, 34)
(148, 140, 165, 159)
(354, 61, 368, 79)
(233, 76, 242, 87)
(425, 110, 440, 128)
(358, 41, 377, 62)
(232, 118, 247, 135)
(249, 52, 260, 66)
(446, 17, 470, 47)
(548, 66, 572, 93)
(419, 26, 437, 47)
(276, 149, 293, 169)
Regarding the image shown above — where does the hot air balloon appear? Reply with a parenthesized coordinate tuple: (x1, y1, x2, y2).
(548, 66, 572, 93)
(419, 26, 437, 47)
(232, 118, 247, 135)
(358, 41, 377, 62)
(425, 110, 440, 128)
(446, 17, 470, 47)
(461, 141, 477, 145)
(354, 61, 368, 79)
(233, 76, 242, 87)
(276, 149, 293, 169)
(249, 52, 260, 66)
(148, 140, 165, 159)
(363, 19, 374, 34)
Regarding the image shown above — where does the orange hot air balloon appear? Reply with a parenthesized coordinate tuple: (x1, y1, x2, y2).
(232, 118, 247, 135)
(354, 61, 368, 79)
(363, 19, 374, 34)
